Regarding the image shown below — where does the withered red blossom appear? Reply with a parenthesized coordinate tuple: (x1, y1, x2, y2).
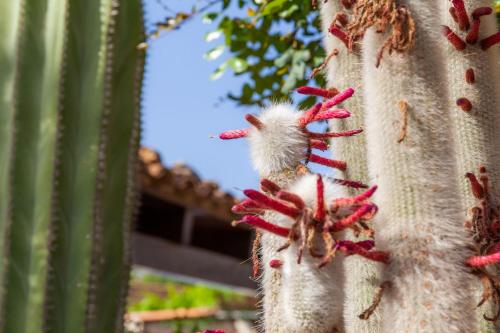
(232, 174, 388, 269)
(464, 166, 500, 322)
(327, 0, 415, 67)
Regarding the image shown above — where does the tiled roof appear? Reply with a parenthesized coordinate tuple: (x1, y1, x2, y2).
(139, 147, 238, 221)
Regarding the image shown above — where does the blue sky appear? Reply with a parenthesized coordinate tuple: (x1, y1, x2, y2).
(142, 0, 259, 195)
(142, 0, 334, 197)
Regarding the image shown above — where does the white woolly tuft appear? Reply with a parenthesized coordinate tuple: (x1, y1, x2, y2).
(288, 174, 337, 206)
(248, 105, 308, 176)
(274, 175, 345, 333)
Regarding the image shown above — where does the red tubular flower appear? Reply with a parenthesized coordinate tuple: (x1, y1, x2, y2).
(276, 191, 305, 210)
(337, 240, 374, 252)
(330, 177, 368, 189)
(337, 240, 390, 263)
(332, 185, 378, 208)
(234, 215, 290, 237)
(465, 68, 475, 84)
(452, 0, 470, 31)
(315, 175, 325, 221)
(456, 97, 472, 112)
(244, 189, 301, 218)
(465, 172, 484, 199)
(480, 32, 500, 50)
(449, 7, 458, 22)
(323, 87, 355, 109)
(312, 109, 351, 121)
(472, 7, 493, 19)
(466, 19, 480, 44)
(232, 200, 264, 214)
(219, 129, 249, 140)
(442, 25, 466, 50)
(245, 113, 264, 129)
(296, 86, 339, 98)
(308, 153, 347, 171)
(329, 203, 376, 232)
(353, 240, 375, 250)
(299, 103, 323, 127)
(309, 139, 329, 151)
(260, 178, 281, 195)
(269, 259, 283, 268)
(352, 249, 390, 264)
(328, 24, 349, 49)
(306, 128, 363, 139)
(467, 250, 500, 267)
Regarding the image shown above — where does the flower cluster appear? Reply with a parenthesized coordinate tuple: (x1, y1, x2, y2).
(443, 1, 498, 50)
(442, 1, 499, 113)
(232, 174, 389, 269)
(219, 87, 361, 174)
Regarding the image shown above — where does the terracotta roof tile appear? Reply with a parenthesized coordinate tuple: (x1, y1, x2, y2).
(139, 147, 238, 221)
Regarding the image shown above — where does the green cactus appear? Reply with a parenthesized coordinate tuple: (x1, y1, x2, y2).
(0, 0, 145, 332)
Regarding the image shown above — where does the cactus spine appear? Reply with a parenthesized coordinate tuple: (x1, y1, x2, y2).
(0, 0, 145, 332)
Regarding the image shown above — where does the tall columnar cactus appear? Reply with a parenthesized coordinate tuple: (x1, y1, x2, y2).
(0, 1, 145, 332)
(320, 0, 499, 332)
(221, 0, 500, 332)
(320, 2, 382, 332)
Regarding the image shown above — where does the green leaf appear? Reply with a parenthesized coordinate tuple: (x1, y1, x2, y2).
(202, 12, 218, 24)
(204, 45, 225, 61)
(210, 62, 228, 80)
(205, 30, 222, 42)
(281, 74, 296, 93)
(227, 57, 248, 73)
(279, 4, 299, 18)
(242, 83, 253, 99)
(274, 48, 293, 67)
(260, 0, 287, 16)
(292, 49, 311, 63)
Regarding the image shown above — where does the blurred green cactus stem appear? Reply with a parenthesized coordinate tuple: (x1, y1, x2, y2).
(0, 0, 145, 332)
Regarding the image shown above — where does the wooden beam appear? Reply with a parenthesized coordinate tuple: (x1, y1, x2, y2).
(132, 233, 256, 289)
(181, 208, 195, 245)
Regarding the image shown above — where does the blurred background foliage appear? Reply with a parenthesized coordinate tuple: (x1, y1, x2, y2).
(148, 0, 322, 108)
(128, 272, 254, 333)
(128, 273, 247, 312)
(148, 0, 500, 109)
